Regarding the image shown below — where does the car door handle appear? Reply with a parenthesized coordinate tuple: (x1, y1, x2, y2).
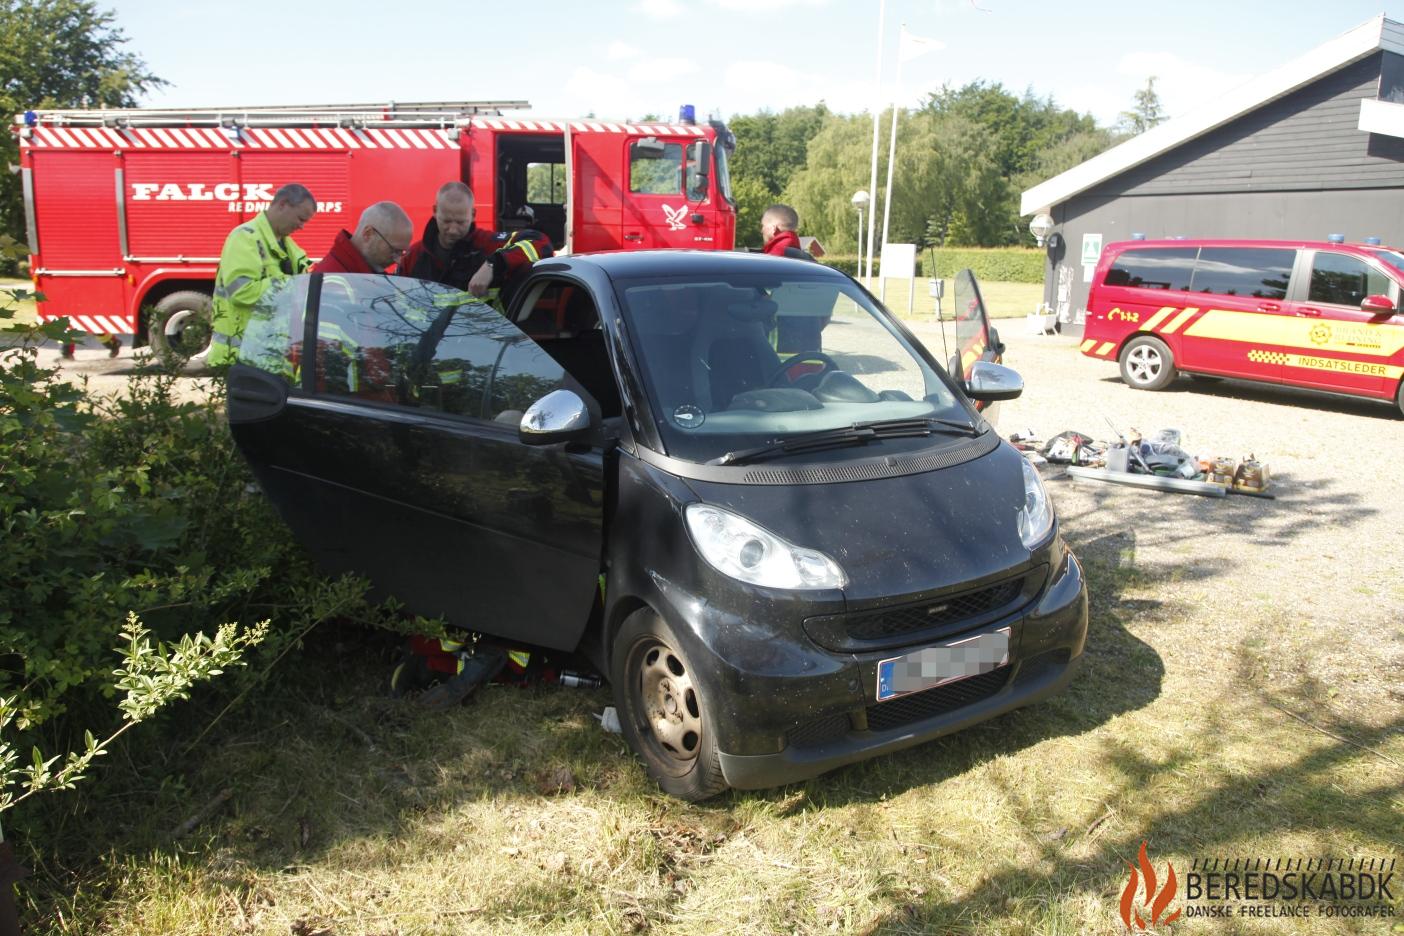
(1294, 307, 1322, 317)
(1256, 302, 1280, 313)
(623, 232, 644, 242)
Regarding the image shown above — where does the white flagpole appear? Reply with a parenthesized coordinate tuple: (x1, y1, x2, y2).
(865, 0, 886, 285)
(880, 25, 904, 301)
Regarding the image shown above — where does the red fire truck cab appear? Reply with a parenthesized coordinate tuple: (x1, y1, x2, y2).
(14, 101, 737, 355)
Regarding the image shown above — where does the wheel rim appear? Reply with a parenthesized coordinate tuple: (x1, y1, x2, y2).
(632, 638, 703, 771)
(1126, 345, 1163, 384)
(161, 309, 211, 356)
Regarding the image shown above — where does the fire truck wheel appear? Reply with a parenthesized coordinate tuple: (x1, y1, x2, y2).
(611, 608, 729, 801)
(1119, 335, 1177, 391)
(148, 291, 213, 365)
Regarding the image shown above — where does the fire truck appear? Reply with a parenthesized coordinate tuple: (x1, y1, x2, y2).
(13, 100, 738, 356)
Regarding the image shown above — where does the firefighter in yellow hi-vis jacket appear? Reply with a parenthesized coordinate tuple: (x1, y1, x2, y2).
(208, 184, 317, 367)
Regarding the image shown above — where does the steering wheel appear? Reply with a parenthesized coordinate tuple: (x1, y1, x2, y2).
(767, 351, 840, 388)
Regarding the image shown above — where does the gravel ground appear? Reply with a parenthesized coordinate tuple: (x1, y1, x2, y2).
(904, 324, 1404, 726)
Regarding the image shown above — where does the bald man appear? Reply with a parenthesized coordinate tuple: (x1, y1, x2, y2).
(313, 201, 414, 274)
(399, 182, 553, 300)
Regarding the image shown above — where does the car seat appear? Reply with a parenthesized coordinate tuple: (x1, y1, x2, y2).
(689, 291, 783, 411)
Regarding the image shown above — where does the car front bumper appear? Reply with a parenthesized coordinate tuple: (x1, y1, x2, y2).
(705, 547, 1089, 790)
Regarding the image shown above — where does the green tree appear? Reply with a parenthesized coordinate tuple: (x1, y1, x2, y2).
(727, 104, 829, 247)
(1118, 76, 1166, 136)
(0, 0, 165, 261)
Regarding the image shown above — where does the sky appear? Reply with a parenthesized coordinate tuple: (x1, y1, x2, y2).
(109, 1, 1394, 128)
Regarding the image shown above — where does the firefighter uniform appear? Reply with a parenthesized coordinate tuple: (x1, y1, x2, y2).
(210, 212, 311, 367)
(399, 218, 552, 306)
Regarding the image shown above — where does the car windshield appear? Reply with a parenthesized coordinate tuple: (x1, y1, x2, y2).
(1369, 248, 1404, 276)
(616, 272, 975, 464)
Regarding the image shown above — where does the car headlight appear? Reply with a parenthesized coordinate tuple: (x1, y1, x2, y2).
(1017, 457, 1054, 549)
(684, 504, 847, 590)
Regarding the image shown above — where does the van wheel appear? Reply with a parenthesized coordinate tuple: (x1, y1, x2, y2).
(148, 291, 213, 366)
(1395, 380, 1404, 419)
(611, 608, 728, 801)
(1119, 335, 1177, 391)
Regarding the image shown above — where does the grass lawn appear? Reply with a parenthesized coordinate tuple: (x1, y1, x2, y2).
(867, 278, 1042, 322)
(2, 278, 37, 325)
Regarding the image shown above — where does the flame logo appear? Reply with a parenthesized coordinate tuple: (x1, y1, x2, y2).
(1119, 841, 1181, 930)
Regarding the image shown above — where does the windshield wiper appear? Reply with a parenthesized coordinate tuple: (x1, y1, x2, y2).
(710, 417, 982, 466)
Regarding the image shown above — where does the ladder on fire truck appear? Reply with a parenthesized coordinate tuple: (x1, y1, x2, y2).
(15, 100, 531, 129)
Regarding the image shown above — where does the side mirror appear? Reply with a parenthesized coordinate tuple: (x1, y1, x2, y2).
(963, 361, 1023, 402)
(1361, 294, 1396, 314)
(519, 389, 594, 445)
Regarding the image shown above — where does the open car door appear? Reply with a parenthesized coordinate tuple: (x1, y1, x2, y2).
(948, 269, 1006, 416)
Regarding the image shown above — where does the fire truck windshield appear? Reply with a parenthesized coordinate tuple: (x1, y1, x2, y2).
(714, 144, 734, 206)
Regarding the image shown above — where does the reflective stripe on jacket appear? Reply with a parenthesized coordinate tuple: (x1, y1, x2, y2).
(210, 212, 309, 366)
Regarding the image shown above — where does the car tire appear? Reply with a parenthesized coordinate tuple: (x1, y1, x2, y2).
(147, 291, 213, 367)
(1119, 335, 1177, 391)
(611, 608, 728, 801)
(1396, 380, 1404, 419)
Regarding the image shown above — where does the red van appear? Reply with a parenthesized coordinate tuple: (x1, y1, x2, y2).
(1082, 239, 1404, 416)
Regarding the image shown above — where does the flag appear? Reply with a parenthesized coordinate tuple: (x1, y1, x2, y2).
(898, 27, 944, 63)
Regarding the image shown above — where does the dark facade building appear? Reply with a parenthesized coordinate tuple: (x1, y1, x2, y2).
(1022, 15, 1404, 336)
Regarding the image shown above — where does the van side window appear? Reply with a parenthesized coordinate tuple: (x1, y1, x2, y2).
(1105, 248, 1196, 290)
(313, 274, 522, 419)
(1308, 253, 1391, 307)
(1191, 248, 1293, 300)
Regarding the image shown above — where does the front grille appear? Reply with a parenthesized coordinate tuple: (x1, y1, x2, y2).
(865, 666, 1010, 732)
(845, 578, 1025, 642)
(787, 713, 851, 749)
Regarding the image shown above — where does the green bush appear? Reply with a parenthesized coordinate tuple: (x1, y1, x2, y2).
(818, 248, 1046, 283)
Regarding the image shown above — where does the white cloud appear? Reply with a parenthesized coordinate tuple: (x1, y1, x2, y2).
(708, 0, 825, 10)
(628, 57, 700, 83)
(1115, 51, 1253, 121)
(607, 40, 641, 61)
(632, 0, 684, 20)
(723, 61, 883, 115)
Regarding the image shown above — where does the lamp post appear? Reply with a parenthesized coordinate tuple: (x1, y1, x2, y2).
(852, 190, 871, 281)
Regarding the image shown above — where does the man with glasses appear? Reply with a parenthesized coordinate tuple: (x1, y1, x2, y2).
(312, 201, 414, 275)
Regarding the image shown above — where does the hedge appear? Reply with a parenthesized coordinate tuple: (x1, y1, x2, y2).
(818, 248, 1046, 284)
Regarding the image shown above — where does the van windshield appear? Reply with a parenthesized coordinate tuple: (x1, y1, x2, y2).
(616, 273, 975, 464)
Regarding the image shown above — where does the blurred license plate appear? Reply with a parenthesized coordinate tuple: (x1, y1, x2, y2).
(875, 627, 1011, 702)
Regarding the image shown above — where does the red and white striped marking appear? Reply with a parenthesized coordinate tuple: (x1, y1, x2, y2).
(39, 312, 134, 335)
(23, 126, 459, 150)
(469, 118, 707, 136)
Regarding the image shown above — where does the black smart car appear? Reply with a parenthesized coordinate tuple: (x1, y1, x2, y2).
(227, 251, 1087, 800)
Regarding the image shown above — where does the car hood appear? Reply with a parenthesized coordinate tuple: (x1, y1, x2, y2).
(682, 441, 1036, 605)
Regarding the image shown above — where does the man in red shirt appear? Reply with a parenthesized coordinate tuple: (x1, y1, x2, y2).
(760, 203, 807, 258)
(312, 202, 414, 275)
(399, 182, 551, 301)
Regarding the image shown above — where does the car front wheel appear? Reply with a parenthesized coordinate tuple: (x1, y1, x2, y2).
(611, 608, 728, 801)
(1119, 335, 1177, 391)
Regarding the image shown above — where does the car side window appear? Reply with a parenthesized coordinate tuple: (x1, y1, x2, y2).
(312, 273, 534, 420)
(1190, 248, 1294, 300)
(1308, 252, 1391, 307)
(1104, 248, 1196, 291)
(237, 275, 310, 382)
(630, 140, 684, 195)
(488, 339, 567, 423)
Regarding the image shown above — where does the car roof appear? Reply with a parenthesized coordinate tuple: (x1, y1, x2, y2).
(537, 249, 848, 281)
(1105, 238, 1401, 253)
